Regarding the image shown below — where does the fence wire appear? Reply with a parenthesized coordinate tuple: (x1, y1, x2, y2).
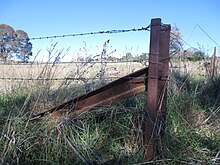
(30, 26, 150, 40)
(0, 25, 153, 82)
(0, 60, 148, 65)
(0, 76, 148, 81)
(0, 77, 116, 81)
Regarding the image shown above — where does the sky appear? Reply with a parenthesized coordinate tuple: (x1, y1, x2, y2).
(1, 0, 220, 61)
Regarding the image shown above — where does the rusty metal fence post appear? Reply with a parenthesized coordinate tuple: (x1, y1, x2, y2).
(144, 18, 161, 160)
(211, 47, 217, 79)
(158, 24, 171, 137)
(144, 18, 170, 160)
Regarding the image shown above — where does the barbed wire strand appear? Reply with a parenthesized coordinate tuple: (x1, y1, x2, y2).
(0, 66, 186, 82)
(29, 26, 150, 40)
(0, 76, 147, 81)
(0, 60, 149, 65)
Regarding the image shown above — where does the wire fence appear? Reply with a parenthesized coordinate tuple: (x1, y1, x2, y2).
(0, 23, 219, 92)
(0, 62, 212, 82)
(0, 60, 148, 65)
(0, 76, 136, 81)
(0, 25, 152, 83)
(29, 26, 150, 40)
(0, 60, 146, 82)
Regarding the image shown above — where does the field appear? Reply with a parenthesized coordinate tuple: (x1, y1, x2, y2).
(0, 61, 143, 95)
(0, 60, 219, 164)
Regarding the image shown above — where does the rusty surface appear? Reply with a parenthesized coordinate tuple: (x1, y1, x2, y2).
(33, 67, 148, 118)
(144, 18, 161, 160)
(158, 24, 171, 137)
(144, 19, 170, 160)
(211, 47, 217, 79)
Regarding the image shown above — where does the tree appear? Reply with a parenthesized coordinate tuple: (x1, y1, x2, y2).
(139, 53, 148, 62)
(0, 24, 32, 62)
(126, 52, 132, 59)
(170, 25, 184, 56)
(121, 52, 133, 61)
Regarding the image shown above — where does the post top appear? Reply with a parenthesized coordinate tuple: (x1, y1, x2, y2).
(151, 18, 162, 26)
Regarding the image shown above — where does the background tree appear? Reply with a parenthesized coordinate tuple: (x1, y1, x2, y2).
(170, 25, 184, 56)
(139, 53, 148, 62)
(0, 24, 32, 62)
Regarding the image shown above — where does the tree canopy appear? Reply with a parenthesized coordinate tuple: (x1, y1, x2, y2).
(0, 24, 32, 62)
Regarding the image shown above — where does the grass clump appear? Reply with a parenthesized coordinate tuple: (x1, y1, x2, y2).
(164, 73, 220, 164)
(0, 85, 146, 164)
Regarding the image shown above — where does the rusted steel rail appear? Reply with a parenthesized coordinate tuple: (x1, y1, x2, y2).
(33, 67, 148, 118)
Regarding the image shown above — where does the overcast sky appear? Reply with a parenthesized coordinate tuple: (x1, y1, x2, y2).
(1, 0, 220, 61)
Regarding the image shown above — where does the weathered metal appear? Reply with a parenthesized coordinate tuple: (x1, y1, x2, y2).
(211, 47, 217, 79)
(158, 24, 171, 137)
(144, 19, 170, 160)
(144, 18, 161, 160)
(33, 67, 148, 118)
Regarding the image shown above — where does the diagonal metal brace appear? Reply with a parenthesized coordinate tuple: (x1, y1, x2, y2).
(33, 67, 148, 118)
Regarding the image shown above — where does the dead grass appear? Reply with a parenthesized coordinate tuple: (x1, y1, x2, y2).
(0, 62, 144, 95)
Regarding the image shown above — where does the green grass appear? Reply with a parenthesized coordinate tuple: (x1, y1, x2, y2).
(0, 75, 219, 164)
(165, 90, 220, 164)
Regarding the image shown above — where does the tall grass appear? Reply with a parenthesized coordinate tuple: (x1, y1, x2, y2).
(0, 46, 219, 164)
(0, 73, 219, 164)
(0, 89, 147, 164)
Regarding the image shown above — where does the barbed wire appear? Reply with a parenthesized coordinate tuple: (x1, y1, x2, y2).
(0, 77, 112, 81)
(0, 76, 146, 81)
(0, 66, 188, 82)
(0, 60, 149, 66)
(29, 26, 150, 40)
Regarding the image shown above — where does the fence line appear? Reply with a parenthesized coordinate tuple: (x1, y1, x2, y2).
(0, 60, 149, 66)
(0, 63, 197, 82)
(0, 76, 144, 81)
(29, 26, 150, 40)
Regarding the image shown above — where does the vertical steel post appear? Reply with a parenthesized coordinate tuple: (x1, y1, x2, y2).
(144, 18, 171, 160)
(216, 49, 218, 76)
(211, 47, 216, 79)
(158, 24, 171, 137)
(144, 18, 161, 160)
